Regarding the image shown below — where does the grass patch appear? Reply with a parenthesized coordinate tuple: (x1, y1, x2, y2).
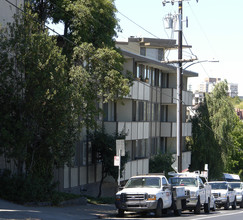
(86, 196, 115, 205)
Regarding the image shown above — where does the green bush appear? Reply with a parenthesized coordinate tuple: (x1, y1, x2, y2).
(0, 169, 57, 204)
(149, 153, 175, 177)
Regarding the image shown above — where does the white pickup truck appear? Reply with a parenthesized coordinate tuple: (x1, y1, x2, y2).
(168, 171, 212, 214)
(228, 182, 243, 208)
(115, 174, 189, 217)
(209, 181, 237, 210)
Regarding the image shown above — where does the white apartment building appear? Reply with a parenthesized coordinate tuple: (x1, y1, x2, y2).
(1, 2, 198, 195)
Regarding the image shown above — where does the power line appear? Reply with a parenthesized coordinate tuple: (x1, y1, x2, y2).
(117, 10, 160, 39)
(4, 0, 237, 153)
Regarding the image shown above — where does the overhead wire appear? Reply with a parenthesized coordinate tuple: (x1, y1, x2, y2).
(3, 0, 237, 151)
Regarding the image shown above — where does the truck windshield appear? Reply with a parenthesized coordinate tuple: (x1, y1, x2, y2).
(169, 178, 198, 187)
(228, 183, 241, 189)
(125, 177, 161, 188)
(209, 183, 227, 190)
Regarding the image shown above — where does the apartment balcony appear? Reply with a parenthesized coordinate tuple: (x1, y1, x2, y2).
(126, 80, 150, 101)
(162, 88, 193, 105)
(104, 121, 150, 140)
(161, 122, 192, 137)
(125, 81, 193, 105)
(121, 158, 149, 181)
(104, 121, 192, 140)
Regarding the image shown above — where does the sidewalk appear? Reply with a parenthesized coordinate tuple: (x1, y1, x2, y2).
(0, 199, 117, 220)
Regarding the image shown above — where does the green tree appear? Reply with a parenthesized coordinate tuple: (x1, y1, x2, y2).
(69, 43, 132, 131)
(0, 8, 76, 181)
(188, 101, 223, 179)
(31, 0, 120, 47)
(149, 153, 175, 177)
(89, 130, 127, 198)
(226, 120, 243, 179)
(206, 81, 238, 166)
(189, 81, 240, 179)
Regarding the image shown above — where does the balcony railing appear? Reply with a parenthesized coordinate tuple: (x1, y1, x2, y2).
(161, 122, 192, 137)
(125, 81, 193, 105)
(104, 121, 192, 140)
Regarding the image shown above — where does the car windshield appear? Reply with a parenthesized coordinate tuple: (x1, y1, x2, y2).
(209, 182, 227, 189)
(169, 177, 198, 187)
(228, 183, 241, 189)
(125, 177, 161, 188)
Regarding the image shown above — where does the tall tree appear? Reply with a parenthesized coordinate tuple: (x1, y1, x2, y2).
(89, 130, 127, 198)
(206, 81, 238, 165)
(0, 7, 77, 178)
(189, 101, 223, 179)
(189, 81, 240, 179)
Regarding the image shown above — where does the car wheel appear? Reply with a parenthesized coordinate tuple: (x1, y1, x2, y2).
(212, 202, 216, 211)
(240, 196, 243, 208)
(224, 197, 230, 210)
(155, 199, 163, 217)
(232, 197, 237, 210)
(118, 209, 124, 217)
(174, 209, 182, 216)
(194, 197, 201, 214)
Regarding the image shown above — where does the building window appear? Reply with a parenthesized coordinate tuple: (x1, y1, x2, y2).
(160, 105, 167, 122)
(132, 100, 137, 121)
(152, 103, 159, 121)
(140, 47, 146, 56)
(151, 138, 157, 156)
(161, 72, 168, 88)
(147, 102, 151, 121)
(158, 48, 164, 61)
(138, 101, 144, 121)
(154, 69, 160, 87)
(160, 137, 167, 153)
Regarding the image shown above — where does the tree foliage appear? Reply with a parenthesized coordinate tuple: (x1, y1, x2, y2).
(0, 0, 132, 201)
(89, 130, 127, 197)
(0, 7, 77, 178)
(189, 81, 242, 179)
(149, 153, 175, 177)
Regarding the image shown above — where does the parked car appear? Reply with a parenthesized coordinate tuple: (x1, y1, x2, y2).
(115, 174, 188, 217)
(228, 182, 243, 208)
(208, 181, 237, 210)
(169, 171, 212, 214)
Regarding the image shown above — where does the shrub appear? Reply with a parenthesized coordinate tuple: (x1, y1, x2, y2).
(149, 153, 175, 177)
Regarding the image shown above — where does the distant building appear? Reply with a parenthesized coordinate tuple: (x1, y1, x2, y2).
(192, 77, 238, 105)
(228, 83, 238, 98)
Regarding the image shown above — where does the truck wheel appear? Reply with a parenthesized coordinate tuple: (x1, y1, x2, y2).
(212, 202, 216, 211)
(204, 199, 210, 213)
(174, 209, 182, 216)
(194, 197, 201, 214)
(155, 200, 163, 217)
(232, 197, 237, 210)
(118, 209, 124, 217)
(240, 197, 243, 208)
(224, 198, 230, 210)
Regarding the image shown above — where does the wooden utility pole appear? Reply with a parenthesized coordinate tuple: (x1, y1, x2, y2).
(177, 0, 183, 173)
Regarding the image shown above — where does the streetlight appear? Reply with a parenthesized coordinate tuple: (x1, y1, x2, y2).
(183, 60, 219, 70)
(177, 59, 219, 172)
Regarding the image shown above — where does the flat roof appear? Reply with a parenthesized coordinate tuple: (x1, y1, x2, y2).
(121, 49, 198, 78)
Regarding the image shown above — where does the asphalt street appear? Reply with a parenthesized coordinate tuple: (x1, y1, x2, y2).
(0, 199, 116, 220)
(1, 199, 243, 220)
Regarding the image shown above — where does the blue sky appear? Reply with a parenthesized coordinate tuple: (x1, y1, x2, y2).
(115, 0, 243, 96)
